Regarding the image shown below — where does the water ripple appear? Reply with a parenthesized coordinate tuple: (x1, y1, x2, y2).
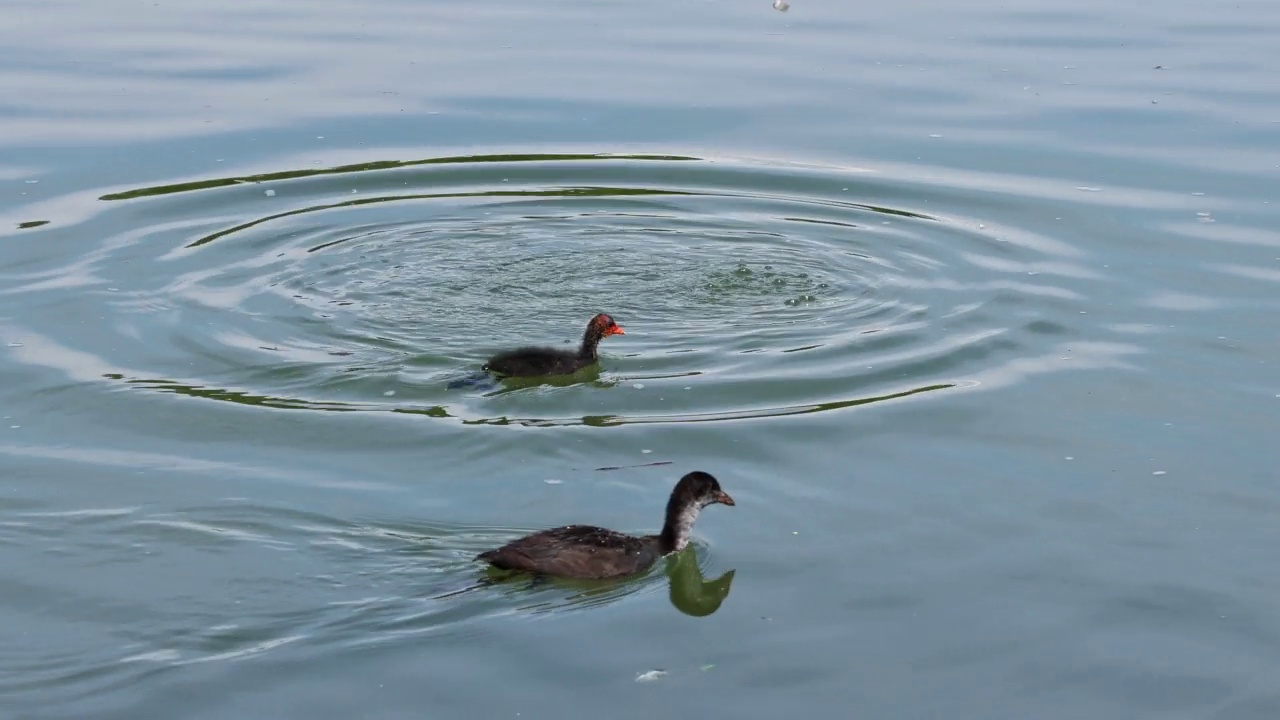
(2, 153, 1126, 427)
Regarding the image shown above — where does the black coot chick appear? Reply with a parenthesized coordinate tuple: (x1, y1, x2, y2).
(483, 313, 624, 378)
(477, 471, 734, 580)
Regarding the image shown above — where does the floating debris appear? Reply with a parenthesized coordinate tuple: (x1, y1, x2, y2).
(636, 670, 667, 682)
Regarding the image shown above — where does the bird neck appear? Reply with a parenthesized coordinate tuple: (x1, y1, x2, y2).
(659, 500, 702, 555)
(578, 325, 605, 360)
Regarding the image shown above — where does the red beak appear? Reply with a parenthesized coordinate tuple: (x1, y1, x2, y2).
(608, 326, 625, 336)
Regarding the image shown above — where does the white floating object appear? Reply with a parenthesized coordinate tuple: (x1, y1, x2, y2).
(642, 449, 652, 454)
(633, 383, 645, 389)
(264, 189, 276, 197)
(1152, 470, 1167, 476)
(383, 390, 395, 396)
(772, 0, 789, 10)
(636, 670, 667, 682)
(544, 479, 563, 485)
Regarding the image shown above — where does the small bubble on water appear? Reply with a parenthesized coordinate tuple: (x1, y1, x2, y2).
(1065, 456, 1074, 460)
(1191, 192, 1205, 196)
(928, 133, 943, 138)
(633, 383, 645, 389)
(10, 425, 19, 429)
(683, 386, 691, 390)
(772, 0, 789, 11)
(384, 390, 395, 396)
(1152, 470, 1167, 476)
(264, 189, 276, 197)
(1076, 186, 1101, 192)
(316, 136, 325, 139)
(642, 449, 652, 454)
(24, 180, 38, 184)
(544, 479, 563, 485)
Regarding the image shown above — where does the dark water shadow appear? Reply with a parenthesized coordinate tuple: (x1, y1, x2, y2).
(101, 372, 954, 427)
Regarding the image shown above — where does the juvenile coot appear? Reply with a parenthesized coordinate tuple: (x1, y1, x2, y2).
(483, 313, 624, 377)
(477, 471, 734, 580)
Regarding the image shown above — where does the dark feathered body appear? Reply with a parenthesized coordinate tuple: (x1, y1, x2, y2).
(483, 313, 623, 378)
(477, 471, 734, 580)
(483, 346, 596, 377)
(477, 526, 664, 580)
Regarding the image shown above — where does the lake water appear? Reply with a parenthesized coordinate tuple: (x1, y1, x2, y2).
(2, 0, 1278, 717)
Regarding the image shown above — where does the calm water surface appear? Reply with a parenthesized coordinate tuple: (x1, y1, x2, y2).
(2, 0, 1279, 717)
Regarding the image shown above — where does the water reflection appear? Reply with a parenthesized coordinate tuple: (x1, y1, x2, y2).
(441, 546, 735, 617)
(664, 547, 736, 617)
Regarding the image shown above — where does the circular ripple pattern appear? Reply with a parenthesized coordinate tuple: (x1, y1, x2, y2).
(4, 153, 1109, 426)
